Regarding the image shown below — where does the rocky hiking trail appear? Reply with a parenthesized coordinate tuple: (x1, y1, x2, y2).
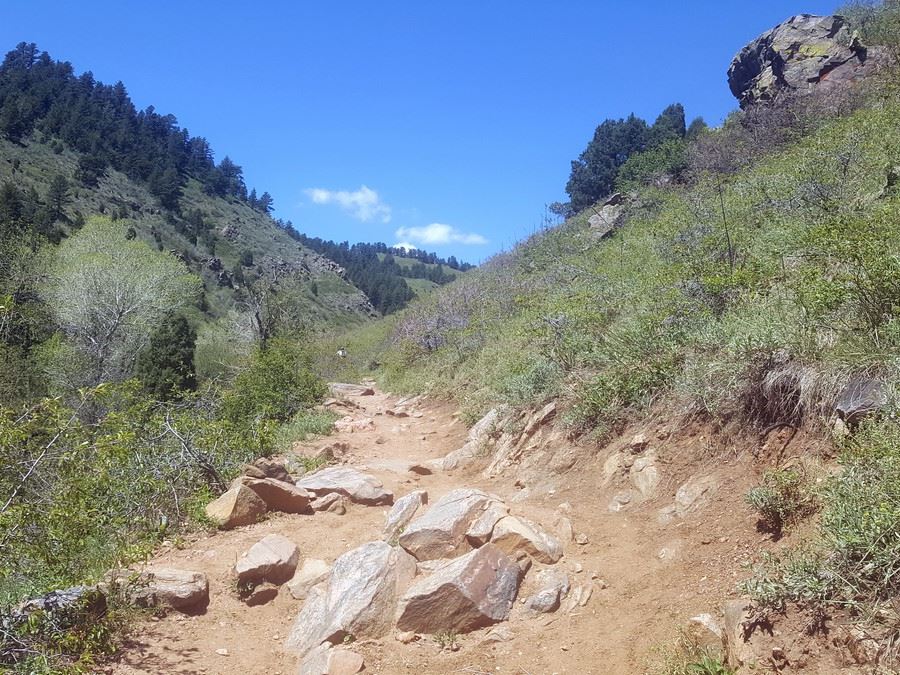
(109, 385, 834, 675)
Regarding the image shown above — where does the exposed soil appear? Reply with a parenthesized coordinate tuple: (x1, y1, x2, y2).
(109, 388, 847, 674)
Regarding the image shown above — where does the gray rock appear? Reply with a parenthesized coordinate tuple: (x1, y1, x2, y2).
(204, 484, 267, 529)
(728, 14, 886, 108)
(433, 408, 501, 471)
(630, 455, 660, 497)
(287, 559, 331, 600)
(490, 515, 563, 564)
(675, 475, 719, 517)
(723, 599, 754, 668)
(396, 544, 523, 634)
(296, 466, 393, 506)
(834, 376, 887, 425)
(383, 490, 428, 541)
(525, 569, 570, 614)
(121, 568, 209, 612)
(399, 488, 498, 561)
(285, 541, 416, 656)
(234, 534, 300, 586)
(588, 193, 626, 237)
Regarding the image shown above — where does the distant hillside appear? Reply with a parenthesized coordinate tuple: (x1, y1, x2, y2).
(0, 42, 374, 328)
(295, 236, 473, 313)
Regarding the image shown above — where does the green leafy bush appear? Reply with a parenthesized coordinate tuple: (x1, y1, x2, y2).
(222, 336, 326, 425)
(746, 467, 818, 534)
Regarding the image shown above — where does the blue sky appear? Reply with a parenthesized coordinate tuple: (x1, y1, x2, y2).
(0, 1, 840, 262)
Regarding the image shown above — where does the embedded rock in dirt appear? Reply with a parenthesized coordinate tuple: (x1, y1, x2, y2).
(240, 477, 311, 514)
(728, 14, 886, 108)
(285, 541, 416, 656)
(296, 466, 393, 506)
(204, 483, 267, 529)
(303, 441, 350, 463)
(234, 534, 300, 586)
(395, 543, 523, 634)
(723, 599, 755, 668)
(120, 568, 209, 612)
(675, 474, 719, 517)
(629, 455, 660, 498)
(398, 488, 499, 561)
(490, 515, 563, 564)
(328, 382, 375, 397)
(525, 568, 570, 613)
(334, 416, 376, 433)
(433, 408, 500, 471)
(383, 490, 428, 541)
(300, 643, 365, 675)
(465, 501, 510, 547)
(288, 559, 331, 600)
(244, 457, 294, 484)
(310, 492, 347, 514)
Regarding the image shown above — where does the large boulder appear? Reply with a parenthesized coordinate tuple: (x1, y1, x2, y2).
(234, 534, 300, 587)
(395, 544, 523, 634)
(204, 483, 267, 529)
(383, 490, 428, 541)
(728, 14, 886, 108)
(285, 541, 416, 656)
(398, 488, 499, 561)
(118, 568, 209, 612)
(489, 515, 563, 564)
(239, 477, 311, 514)
(296, 466, 393, 506)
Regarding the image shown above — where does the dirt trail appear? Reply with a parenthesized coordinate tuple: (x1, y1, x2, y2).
(111, 388, 773, 675)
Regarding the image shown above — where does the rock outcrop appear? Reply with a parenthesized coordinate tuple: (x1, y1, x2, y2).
(728, 14, 886, 108)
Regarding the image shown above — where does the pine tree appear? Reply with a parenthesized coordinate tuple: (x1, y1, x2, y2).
(135, 314, 197, 400)
(46, 173, 71, 221)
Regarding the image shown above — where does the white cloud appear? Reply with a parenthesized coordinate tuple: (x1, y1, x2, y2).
(392, 241, 418, 251)
(304, 185, 392, 223)
(394, 223, 487, 246)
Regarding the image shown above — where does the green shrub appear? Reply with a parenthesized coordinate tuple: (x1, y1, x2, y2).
(746, 467, 818, 534)
(650, 629, 734, 675)
(222, 337, 326, 425)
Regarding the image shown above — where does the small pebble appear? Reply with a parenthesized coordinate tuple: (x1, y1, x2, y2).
(575, 533, 589, 545)
(215, 648, 229, 656)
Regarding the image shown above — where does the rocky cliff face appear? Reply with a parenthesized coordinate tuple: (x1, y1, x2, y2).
(728, 14, 886, 107)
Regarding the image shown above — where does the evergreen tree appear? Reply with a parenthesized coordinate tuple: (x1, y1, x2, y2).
(257, 191, 274, 214)
(46, 173, 70, 221)
(135, 314, 197, 400)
